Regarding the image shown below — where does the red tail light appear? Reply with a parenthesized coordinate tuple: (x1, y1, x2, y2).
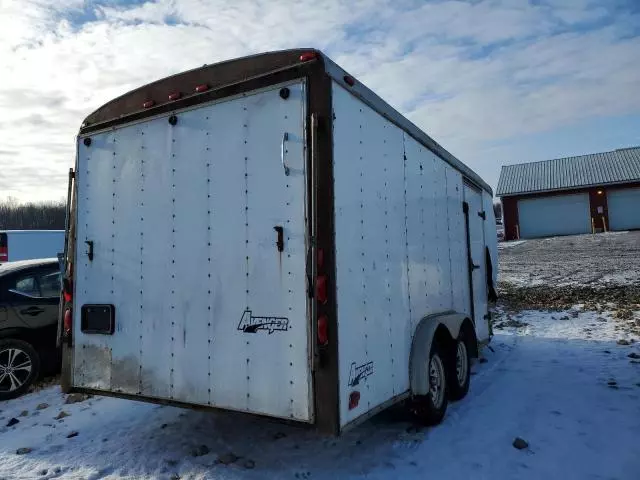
(299, 52, 318, 62)
(195, 84, 209, 93)
(168, 92, 181, 101)
(142, 100, 155, 108)
(0, 246, 7, 262)
(62, 278, 73, 303)
(343, 75, 355, 87)
(317, 248, 324, 269)
(317, 315, 328, 346)
(63, 308, 72, 335)
(316, 275, 328, 304)
(348, 391, 360, 410)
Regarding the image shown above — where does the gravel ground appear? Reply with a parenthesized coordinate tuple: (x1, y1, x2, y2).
(498, 231, 640, 288)
(497, 231, 640, 338)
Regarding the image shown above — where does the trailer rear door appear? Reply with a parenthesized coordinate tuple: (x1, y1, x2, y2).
(73, 81, 313, 422)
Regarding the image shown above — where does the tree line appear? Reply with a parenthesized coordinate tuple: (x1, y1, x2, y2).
(493, 202, 502, 221)
(0, 197, 503, 230)
(0, 198, 66, 230)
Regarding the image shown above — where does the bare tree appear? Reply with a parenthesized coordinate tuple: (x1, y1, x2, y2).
(0, 200, 66, 230)
(493, 202, 502, 221)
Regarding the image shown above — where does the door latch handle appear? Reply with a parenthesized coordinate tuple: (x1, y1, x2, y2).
(281, 132, 290, 176)
(274, 226, 284, 252)
(471, 264, 480, 270)
(85, 240, 94, 261)
(20, 307, 44, 316)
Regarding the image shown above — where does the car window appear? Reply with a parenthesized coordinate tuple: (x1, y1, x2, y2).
(10, 267, 60, 299)
(38, 270, 61, 298)
(13, 275, 40, 297)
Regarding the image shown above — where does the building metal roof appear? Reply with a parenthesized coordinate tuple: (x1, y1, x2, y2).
(496, 147, 640, 197)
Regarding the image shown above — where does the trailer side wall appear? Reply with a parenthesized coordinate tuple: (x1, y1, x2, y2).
(332, 83, 476, 427)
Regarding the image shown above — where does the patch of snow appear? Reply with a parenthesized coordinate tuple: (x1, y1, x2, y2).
(496, 308, 625, 341)
(498, 272, 546, 287)
(498, 240, 526, 249)
(600, 272, 639, 285)
(0, 308, 639, 479)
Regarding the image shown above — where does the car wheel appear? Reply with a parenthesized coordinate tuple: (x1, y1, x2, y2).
(0, 339, 41, 401)
(448, 331, 472, 401)
(411, 341, 448, 425)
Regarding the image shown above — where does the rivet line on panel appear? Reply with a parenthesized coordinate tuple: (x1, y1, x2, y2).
(384, 134, 393, 387)
(435, 164, 443, 299)
(287, 138, 295, 418)
(206, 116, 213, 406)
(243, 104, 250, 404)
(139, 127, 145, 395)
(402, 137, 412, 322)
(111, 136, 117, 388)
(445, 169, 455, 306)
(169, 126, 176, 400)
(359, 116, 369, 375)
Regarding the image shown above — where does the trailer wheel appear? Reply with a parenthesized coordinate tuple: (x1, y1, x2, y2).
(448, 331, 471, 401)
(411, 341, 448, 425)
(0, 339, 41, 401)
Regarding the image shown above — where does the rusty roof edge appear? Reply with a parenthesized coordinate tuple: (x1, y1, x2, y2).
(80, 48, 317, 128)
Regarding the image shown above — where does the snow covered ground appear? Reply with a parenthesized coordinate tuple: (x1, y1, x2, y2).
(0, 232, 639, 479)
(1, 312, 638, 479)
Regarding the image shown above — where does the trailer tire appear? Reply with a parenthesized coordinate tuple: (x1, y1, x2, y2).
(0, 339, 41, 401)
(410, 341, 448, 425)
(448, 330, 471, 401)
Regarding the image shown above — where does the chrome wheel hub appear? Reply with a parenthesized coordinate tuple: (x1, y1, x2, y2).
(429, 353, 445, 409)
(0, 348, 32, 392)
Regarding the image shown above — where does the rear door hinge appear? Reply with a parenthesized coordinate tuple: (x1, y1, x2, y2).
(478, 211, 486, 220)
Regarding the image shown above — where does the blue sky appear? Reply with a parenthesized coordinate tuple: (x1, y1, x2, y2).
(0, 0, 639, 200)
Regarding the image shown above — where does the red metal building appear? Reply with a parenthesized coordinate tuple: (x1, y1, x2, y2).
(496, 147, 640, 241)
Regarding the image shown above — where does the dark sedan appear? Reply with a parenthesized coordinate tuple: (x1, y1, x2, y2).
(0, 258, 61, 400)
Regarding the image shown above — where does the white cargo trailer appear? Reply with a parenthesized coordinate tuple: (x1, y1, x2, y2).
(0, 230, 64, 263)
(60, 50, 498, 434)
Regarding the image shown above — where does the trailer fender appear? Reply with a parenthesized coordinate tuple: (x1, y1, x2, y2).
(409, 312, 472, 396)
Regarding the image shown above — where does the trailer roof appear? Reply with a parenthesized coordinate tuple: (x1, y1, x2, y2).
(80, 49, 491, 195)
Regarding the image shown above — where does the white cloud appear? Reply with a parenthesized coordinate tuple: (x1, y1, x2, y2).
(0, 0, 638, 200)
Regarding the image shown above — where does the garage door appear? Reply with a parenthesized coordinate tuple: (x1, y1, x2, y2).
(518, 193, 591, 238)
(608, 188, 640, 231)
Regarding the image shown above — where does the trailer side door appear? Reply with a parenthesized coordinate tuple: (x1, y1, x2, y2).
(463, 183, 490, 342)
